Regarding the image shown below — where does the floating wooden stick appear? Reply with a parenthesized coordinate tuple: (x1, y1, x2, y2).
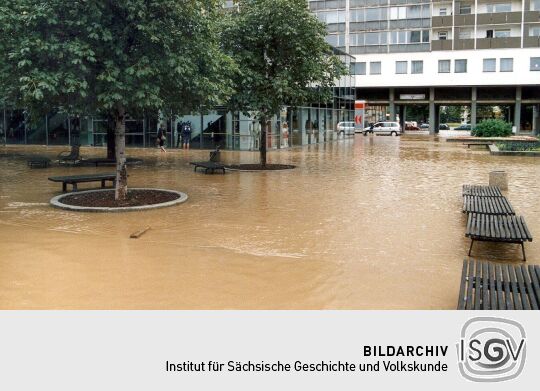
(130, 227, 150, 239)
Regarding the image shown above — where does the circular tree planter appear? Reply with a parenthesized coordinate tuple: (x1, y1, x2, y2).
(50, 188, 188, 212)
(225, 164, 296, 172)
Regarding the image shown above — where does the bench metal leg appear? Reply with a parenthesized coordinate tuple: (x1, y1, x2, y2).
(72, 183, 78, 192)
(101, 179, 106, 188)
(62, 183, 67, 193)
(521, 242, 526, 262)
(468, 240, 474, 256)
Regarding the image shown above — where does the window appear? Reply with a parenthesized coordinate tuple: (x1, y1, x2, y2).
(455, 59, 467, 73)
(483, 58, 496, 72)
(438, 31, 448, 40)
(500, 58, 513, 72)
(396, 61, 408, 74)
(438, 60, 451, 73)
(325, 34, 345, 47)
(350, 9, 364, 23)
(439, 8, 448, 16)
(532, 0, 540, 11)
(530, 27, 540, 37)
(494, 30, 511, 38)
(486, 30, 494, 38)
(407, 5, 422, 19)
(352, 62, 366, 75)
(411, 60, 423, 74)
(486, 3, 511, 13)
(349, 33, 364, 46)
(531, 57, 540, 71)
(410, 30, 421, 43)
(459, 30, 472, 39)
(390, 7, 406, 20)
(459, 4, 472, 15)
(365, 32, 387, 45)
(370, 62, 381, 75)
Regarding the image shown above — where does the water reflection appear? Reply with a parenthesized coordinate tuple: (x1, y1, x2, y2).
(0, 136, 538, 309)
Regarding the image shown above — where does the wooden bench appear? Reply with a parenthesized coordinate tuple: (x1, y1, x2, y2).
(462, 184, 503, 198)
(48, 173, 116, 192)
(466, 213, 533, 261)
(457, 259, 540, 310)
(27, 156, 51, 168)
(189, 161, 225, 174)
(462, 195, 515, 215)
(463, 142, 493, 148)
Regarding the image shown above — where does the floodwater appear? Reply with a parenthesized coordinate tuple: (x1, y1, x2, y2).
(1, 136, 539, 309)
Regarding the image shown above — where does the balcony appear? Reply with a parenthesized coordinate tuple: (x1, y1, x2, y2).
(524, 11, 540, 23)
(431, 39, 453, 50)
(477, 12, 522, 24)
(454, 14, 475, 26)
(524, 36, 540, 48)
(476, 37, 521, 49)
(454, 38, 474, 50)
(431, 15, 453, 27)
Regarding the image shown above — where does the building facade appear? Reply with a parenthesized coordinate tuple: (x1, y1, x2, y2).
(1, 53, 355, 150)
(310, 0, 540, 134)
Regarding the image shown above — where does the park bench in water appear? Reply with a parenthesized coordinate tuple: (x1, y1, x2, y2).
(462, 185, 503, 197)
(189, 161, 225, 174)
(48, 173, 116, 192)
(466, 213, 533, 261)
(462, 195, 515, 215)
(457, 259, 540, 310)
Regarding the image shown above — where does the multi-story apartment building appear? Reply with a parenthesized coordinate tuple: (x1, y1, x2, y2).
(310, 0, 540, 134)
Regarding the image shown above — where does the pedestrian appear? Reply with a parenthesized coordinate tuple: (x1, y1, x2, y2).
(182, 121, 192, 150)
(176, 120, 184, 148)
(282, 122, 289, 148)
(157, 124, 166, 152)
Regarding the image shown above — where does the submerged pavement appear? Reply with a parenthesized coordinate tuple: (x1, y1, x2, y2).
(0, 135, 538, 309)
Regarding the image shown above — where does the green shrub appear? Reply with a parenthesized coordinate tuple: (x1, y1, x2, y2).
(471, 119, 513, 137)
(496, 141, 540, 151)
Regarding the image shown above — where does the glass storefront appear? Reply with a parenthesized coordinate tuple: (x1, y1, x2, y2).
(1, 49, 355, 150)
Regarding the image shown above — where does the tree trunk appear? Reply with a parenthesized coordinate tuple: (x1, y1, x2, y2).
(259, 118, 267, 167)
(106, 122, 116, 160)
(114, 106, 128, 201)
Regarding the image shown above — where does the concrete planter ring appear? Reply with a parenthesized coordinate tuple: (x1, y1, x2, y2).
(50, 188, 188, 212)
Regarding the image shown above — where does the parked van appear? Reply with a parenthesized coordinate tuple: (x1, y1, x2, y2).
(363, 121, 402, 136)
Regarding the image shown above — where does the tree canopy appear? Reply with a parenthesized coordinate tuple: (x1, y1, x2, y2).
(222, 0, 348, 165)
(0, 0, 235, 116)
(222, 0, 347, 120)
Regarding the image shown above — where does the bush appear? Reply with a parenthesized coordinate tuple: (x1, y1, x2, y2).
(471, 119, 513, 137)
(496, 141, 540, 151)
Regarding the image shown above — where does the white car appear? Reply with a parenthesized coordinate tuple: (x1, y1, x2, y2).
(336, 121, 356, 135)
(363, 121, 402, 136)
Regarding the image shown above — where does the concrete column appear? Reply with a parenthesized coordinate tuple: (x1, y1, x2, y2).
(389, 88, 396, 121)
(514, 86, 522, 134)
(471, 87, 477, 129)
(533, 105, 539, 136)
(428, 87, 436, 135)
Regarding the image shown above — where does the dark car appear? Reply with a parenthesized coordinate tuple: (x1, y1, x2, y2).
(455, 124, 471, 131)
(439, 123, 450, 130)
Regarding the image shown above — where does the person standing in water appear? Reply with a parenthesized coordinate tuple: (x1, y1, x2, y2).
(157, 124, 167, 153)
(182, 121, 192, 150)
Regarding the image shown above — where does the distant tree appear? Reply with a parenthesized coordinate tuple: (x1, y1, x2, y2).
(222, 0, 347, 167)
(0, 0, 234, 199)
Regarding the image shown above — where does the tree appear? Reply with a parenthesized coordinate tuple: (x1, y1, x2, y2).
(0, 0, 234, 199)
(222, 0, 347, 167)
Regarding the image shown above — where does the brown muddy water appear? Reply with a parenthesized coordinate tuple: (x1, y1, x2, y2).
(1, 136, 539, 309)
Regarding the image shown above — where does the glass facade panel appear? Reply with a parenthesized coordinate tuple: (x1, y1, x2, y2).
(438, 60, 451, 73)
(396, 61, 408, 74)
(500, 58, 513, 72)
(411, 60, 423, 74)
(483, 58, 496, 72)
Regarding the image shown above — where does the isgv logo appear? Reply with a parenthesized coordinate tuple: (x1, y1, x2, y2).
(457, 317, 526, 382)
